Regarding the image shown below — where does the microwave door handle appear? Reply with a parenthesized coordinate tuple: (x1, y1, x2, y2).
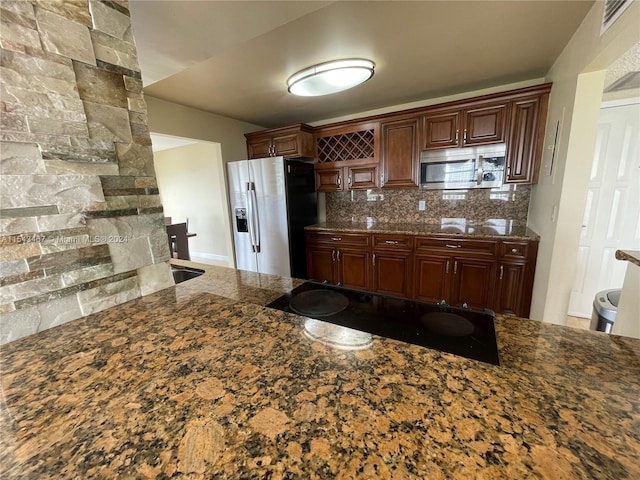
(476, 155, 484, 185)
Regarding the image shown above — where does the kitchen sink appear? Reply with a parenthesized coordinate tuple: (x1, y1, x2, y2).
(171, 266, 205, 284)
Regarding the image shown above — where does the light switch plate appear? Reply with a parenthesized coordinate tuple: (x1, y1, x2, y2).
(418, 200, 426, 211)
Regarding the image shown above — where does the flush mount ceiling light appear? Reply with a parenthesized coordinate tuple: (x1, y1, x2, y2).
(287, 59, 375, 97)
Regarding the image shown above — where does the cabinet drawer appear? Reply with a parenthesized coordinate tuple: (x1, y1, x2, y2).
(307, 231, 370, 247)
(372, 234, 413, 251)
(415, 237, 497, 256)
(499, 241, 532, 259)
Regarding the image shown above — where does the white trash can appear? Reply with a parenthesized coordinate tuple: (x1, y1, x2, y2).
(590, 289, 621, 333)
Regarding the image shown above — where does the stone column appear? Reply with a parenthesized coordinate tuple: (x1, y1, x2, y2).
(0, 0, 173, 343)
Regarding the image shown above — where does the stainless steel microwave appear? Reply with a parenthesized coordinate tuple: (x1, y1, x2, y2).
(419, 144, 507, 190)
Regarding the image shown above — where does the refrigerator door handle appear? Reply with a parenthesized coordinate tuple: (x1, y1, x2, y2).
(248, 182, 261, 253)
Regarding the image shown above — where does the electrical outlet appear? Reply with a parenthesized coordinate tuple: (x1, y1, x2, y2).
(418, 200, 426, 211)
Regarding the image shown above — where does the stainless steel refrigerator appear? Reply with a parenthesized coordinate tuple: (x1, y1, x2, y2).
(227, 156, 317, 278)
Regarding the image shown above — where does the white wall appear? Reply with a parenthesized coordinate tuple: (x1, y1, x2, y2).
(153, 142, 232, 265)
(146, 95, 266, 268)
(528, 2, 640, 323)
(146, 95, 265, 163)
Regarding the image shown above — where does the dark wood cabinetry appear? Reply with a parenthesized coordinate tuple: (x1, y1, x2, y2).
(413, 237, 497, 309)
(380, 117, 420, 188)
(371, 234, 414, 297)
(421, 102, 507, 151)
(306, 232, 370, 290)
(494, 241, 538, 317)
(506, 94, 549, 183)
(314, 122, 380, 192)
(306, 229, 538, 317)
(245, 84, 551, 189)
(245, 124, 314, 159)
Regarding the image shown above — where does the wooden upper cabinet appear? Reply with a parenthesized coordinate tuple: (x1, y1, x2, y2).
(314, 122, 380, 192)
(245, 124, 314, 159)
(463, 103, 508, 146)
(421, 110, 460, 150)
(380, 117, 420, 188)
(422, 103, 507, 150)
(246, 136, 272, 159)
(506, 94, 549, 184)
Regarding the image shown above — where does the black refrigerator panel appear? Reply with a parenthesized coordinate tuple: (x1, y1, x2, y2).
(284, 159, 317, 279)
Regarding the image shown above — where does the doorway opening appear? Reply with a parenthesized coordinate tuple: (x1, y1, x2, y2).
(151, 133, 234, 268)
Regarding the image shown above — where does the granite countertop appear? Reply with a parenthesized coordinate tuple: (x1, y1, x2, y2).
(616, 250, 640, 268)
(306, 220, 540, 241)
(2, 263, 639, 479)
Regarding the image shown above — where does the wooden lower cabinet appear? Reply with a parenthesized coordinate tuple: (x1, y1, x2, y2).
(413, 254, 495, 309)
(306, 233, 370, 290)
(413, 254, 450, 303)
(372, 251, 413, 298)
(306, 244, 335, 283)
(337, 248, 370, 290)
(450, 257, 496, 310)
(307, 230, 537, 317)
(494, 262, 527, 316)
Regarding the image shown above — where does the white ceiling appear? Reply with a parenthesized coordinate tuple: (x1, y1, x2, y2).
(130, 0, 594, 128)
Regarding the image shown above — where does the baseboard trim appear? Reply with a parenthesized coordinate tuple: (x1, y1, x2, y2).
(190, 252, 229, 263)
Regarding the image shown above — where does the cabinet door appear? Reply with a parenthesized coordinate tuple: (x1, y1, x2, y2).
(372, 251, 412, 298)
(337, 248, 370, 290)
(315, 168, 343, 192)
(495, 262, 527, 317)
(247, 136, 272, 159)
(306, 245, 335, 283)
(463, 103, 507, 146)
(422, 111, 460, 150)
(413, 254, 451, 303)
(506, 96, 542, 183)
(450, 257, 496, 309)
(347, 164, 379, 189)
(380, 118, 420, 188)
(272, 133, 300, 158)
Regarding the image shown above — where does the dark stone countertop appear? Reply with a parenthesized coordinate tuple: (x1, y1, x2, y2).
(616, 250, 640, 268)
(1, 262, 639, 479)
(306, 220, 540, 241)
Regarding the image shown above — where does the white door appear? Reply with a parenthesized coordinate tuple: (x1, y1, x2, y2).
(568, 101, 640, 317)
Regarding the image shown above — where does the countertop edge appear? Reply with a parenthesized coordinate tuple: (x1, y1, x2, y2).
(305, 223, 540, 241)
(616, 250, 640, 267)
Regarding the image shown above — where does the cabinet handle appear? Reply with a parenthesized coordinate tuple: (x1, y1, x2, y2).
(380, 173, 384, 187)
(337, 250, 341, 261)
(511, 248, 519, 254)
(372, 253, 376, 265)
(337, 175, 341, 187)
(332, 250, 336, 261)
(445, 244, 461, 249)
(507, 166, 511, 178)
(385, 240, 399, 245)
(500, 265, 504, 280)
(454, 261, 458, 274)
(463, 129, 467, 144)
(446, 260, 450, 274)
(348, 175, 352, 186)
(331, 237, 342, 241)
(455, 130, 459, 143)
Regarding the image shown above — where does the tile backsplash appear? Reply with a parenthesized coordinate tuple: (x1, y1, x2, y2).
(326, 185, 531, 224)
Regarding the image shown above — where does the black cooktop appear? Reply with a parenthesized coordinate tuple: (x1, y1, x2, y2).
(266, 281, 500, 365)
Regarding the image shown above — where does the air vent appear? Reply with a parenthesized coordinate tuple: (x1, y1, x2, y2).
(601, 0, 632, 35)
(604, 72, 640, 93)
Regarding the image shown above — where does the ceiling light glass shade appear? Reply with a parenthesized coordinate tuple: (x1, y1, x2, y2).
(287, 59, 375, 96)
